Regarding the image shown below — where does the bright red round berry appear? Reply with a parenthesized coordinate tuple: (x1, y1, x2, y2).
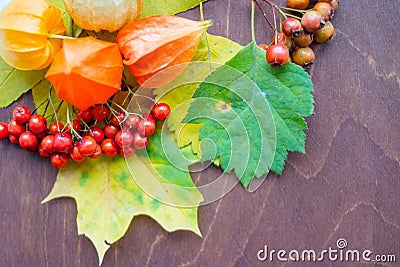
(50, 153, 70, 168)
(89, 144, 102, 159)
(115, 130, 134, 148)
(101, 139, 119, 156)
(40, 135, 55, 153)
(9, 134, 19, 144)
(65, 119, 82, 134)
(29, 114, 47, 134)
(19, 131, 38, 151)
(111, 111, 126, 126)
(78, 136, 97, 156)
(48, 122, 64, 133)
(91, 105, 110, 122)
(13, 105, 31, 124)
(266, 43, 290, 67)
(76, 109, 92, 123)
(90, 126, 105, 144)
(104, 124, 120, 138)
(69, 144, 86, 163)
(133, 132, 148, 150)
(8, 119, 26, 137)
(137, 117, 156, 137)
(152, 103, 171, 120)
(38, 144, 51, 158)
(124, 114, 140, 129)
(0, 122, 9, 139)
(53, 132, 73, 152)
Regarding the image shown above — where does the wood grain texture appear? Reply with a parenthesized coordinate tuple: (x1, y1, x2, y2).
(0, 0, 399, 266)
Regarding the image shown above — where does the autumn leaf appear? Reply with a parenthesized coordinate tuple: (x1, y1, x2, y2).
(42, 129, 202, 265)
(183, 42, 314, 187)
(141, 0, 208, 17)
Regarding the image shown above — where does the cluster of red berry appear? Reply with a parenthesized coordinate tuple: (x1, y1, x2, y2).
(257, 0, 339, 67)
(0, 103, 171, 168)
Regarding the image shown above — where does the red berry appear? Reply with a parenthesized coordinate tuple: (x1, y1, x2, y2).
(69, 144, 86, 163)
(53, 132, 72, 152)
(272, 33, 293, 50)
(9, 134, 19, 144)
(48, 122, 64, 133)
(65, 119, 82, 134)
(104, 124, 119, 138)
(266, 43, 290, 67)
(91, 105, 110, 122)
(0, 122, 9, 139)
(313, 2, 334, 21)
(78, 136, 97, 156)
(119, 145, 136, 158)
(40, 135, 55, 153)
(101, 139, 118, 156)
(124, 114, 140, 129)
(76, 109, 92, 123)
(137, 117, 156, 137)
(29, 114, 47, 134)
(282, 18, 303, 38)
(35, 130, 48, 139)
(38, 144, 51, 158)
(133, 132, 148, 150)
(89, 126, 105, 144)
(152, 103, 171, 120)
(8, 119, 26, 137)
(115, 130, 134, 148)
(13, 105, 31, 124)
(89, 144, 102, 159)
(111, 111, 127, 126)
(301, 10, 325, 32)
(19, 131, 38, 151)
(50, 153, 69, 168)
(292, 30, 313, 47)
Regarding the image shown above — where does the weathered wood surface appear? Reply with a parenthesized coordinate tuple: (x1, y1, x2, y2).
(0, 0, 399, 266)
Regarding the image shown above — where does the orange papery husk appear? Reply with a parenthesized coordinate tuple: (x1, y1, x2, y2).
(45, 37, 124, 110)
(116, 15, 211, 88)
(0, 0, 65, 70)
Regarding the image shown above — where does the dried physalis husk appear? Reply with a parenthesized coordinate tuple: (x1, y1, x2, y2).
(63, 0, 143, 32)
(0, 0, 65, 70)
(117, 15, 211, 87)
(45, 37, 124, 110)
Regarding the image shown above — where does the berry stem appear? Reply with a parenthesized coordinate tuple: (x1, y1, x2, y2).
(252, 0, 275, 31)
(251, 0, 256, 43)
(48, 87, 60, 126)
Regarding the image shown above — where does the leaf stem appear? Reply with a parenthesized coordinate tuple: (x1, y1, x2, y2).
(251, 0, 256, 43)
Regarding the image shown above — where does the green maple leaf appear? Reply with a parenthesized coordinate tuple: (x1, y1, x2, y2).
(183, 42, 314, 187)
(142, 0, 209, 17)
(42, 129, 202, 265)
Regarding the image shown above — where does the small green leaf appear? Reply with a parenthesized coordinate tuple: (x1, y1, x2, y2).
(42, 129, 202, 265)
(0, 57, 47, 108)
(142, 0, 208, 17)
(184, 42, 314, 187)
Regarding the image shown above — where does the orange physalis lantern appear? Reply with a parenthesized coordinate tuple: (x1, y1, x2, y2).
(0, 0, 65, 70)
(116, 15, 211, 88)
(45, 37, 124, 110)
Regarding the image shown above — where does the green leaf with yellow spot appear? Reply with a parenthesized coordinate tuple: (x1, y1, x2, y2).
(42, 130, 202, 265)
(184, 42, 314, 187)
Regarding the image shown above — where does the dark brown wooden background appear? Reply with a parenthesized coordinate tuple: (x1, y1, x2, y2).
(1, 0, 399, 266)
